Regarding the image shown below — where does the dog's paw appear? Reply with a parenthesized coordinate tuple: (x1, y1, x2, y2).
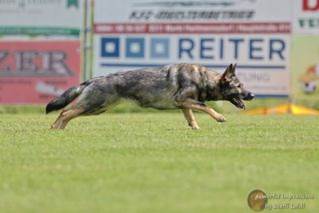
(215, 114, 226, 122)
(191, 125, 200, 130)
(189, 122, 200, 130)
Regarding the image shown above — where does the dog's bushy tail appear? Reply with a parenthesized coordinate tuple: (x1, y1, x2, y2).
(45, 86, 84, 114)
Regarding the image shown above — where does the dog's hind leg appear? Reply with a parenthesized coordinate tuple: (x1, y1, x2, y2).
(51, 111, 64, 129)
(50, 81, 120, 129)
(182, 108, 200, 130)
(51, 108, 84, 129)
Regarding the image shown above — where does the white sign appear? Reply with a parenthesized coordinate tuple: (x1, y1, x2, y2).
(293, 0, 319, 34)
(0, 0, 82, 36)
(93, 0, 292, 97)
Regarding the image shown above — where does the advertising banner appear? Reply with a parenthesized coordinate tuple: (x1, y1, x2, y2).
(293, 0, 319, 35)
(292, 1, 319, 105)
(0, 0, 82, 36)
(291, 36, 319, 104)
(93, 0, 292, 97)
(0, 41, 81, 104)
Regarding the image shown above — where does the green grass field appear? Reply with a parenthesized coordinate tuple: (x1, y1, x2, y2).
(0, 112, 318, 212)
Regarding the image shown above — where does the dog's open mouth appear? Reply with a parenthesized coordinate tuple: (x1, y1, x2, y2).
(230, 97, 245, 109)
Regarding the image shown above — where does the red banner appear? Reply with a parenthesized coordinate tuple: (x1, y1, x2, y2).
(0, 41, 81, 104)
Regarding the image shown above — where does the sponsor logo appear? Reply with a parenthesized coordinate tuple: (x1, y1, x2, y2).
(67, 0, 79, 9)
(0, 50, 73, 77)
(302, 0, 319, 11)
(0, 41, 78, 77)
(100, 36, 286, 63)
(247, 189, 268, 211)
(297, 0, 319, 32)
(128, 0, 257, 21)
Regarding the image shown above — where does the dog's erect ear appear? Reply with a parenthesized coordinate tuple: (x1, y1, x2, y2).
(232, 63, 237, 73)
(220, 63, 236, 83)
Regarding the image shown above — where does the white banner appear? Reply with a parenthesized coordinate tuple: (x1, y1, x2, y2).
(0, 0, 82, 36)
(93, 0, 292, 97)
(293, 0, 319, 35)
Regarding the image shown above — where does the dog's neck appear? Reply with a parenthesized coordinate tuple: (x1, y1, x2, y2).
(205, 83, 223, 101)
(199, 72, 223, 102)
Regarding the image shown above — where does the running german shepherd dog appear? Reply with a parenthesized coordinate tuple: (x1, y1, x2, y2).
(46, 63, 254, 129)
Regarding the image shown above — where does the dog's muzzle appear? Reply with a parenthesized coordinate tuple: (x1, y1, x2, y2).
(243, 92, 254, 101)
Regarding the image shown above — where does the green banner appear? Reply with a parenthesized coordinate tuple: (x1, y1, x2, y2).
(0, 27, 80, 36)
(67, 0, 79, 8)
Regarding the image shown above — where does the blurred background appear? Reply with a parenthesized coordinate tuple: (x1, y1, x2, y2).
(0, 0, 319, 113)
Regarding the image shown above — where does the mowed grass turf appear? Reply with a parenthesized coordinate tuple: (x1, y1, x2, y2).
(0, 113, 318, 212)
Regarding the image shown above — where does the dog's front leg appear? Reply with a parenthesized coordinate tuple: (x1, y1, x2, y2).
(175, 88, 225, 123)
(182, 108, 200, 130)
(180, 100, 226, 123)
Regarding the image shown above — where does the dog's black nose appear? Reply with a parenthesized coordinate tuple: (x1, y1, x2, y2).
(244, 92, 254, 100)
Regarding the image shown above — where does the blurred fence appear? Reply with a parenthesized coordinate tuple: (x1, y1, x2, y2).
(0, 0, 319, 106)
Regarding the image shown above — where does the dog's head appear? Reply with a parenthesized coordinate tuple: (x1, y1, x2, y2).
(218, 64, 254, 109)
